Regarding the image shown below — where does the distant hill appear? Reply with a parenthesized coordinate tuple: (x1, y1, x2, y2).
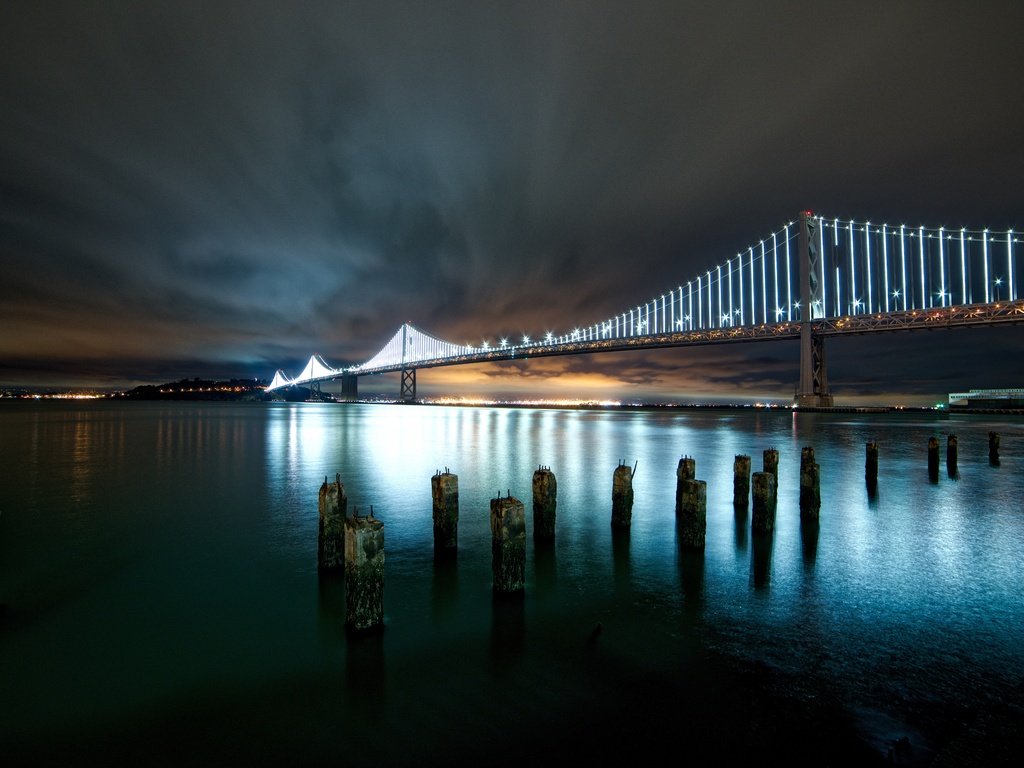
(123, 377, 274, 401)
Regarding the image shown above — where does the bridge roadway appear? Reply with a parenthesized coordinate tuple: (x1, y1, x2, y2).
(349, 298, 1024, 377)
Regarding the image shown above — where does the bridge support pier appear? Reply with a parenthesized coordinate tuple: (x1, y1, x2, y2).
(400, 368, 417, 403)
(340, 374, 359, 403)
(795, 327, 833, 408)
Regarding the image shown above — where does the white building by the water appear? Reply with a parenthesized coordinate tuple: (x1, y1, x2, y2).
(948, 388, 1024, 410)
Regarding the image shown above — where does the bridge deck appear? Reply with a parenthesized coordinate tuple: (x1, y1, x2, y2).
(301, 299, 1024, 382)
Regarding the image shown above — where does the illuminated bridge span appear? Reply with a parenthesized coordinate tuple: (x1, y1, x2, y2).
(268, 211, 1023, 406)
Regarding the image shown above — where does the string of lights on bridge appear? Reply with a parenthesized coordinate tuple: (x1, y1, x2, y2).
(267, 215, 1020, 390)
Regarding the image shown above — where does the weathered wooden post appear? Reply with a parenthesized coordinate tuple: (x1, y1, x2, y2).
(677, 478, 707, 548)
(611, 461, 635, 529)
(865, 441, 878, 488)
(532, 466, 557, 540)
(431, 468, 459, 554)
(678, 456, 696, 481)
(928, 436, 940, 482)
(733, 454, 751, 509)
(751, 471, 777, 534)
(318, 473, 347, 571)
(763, 448, 779, 485)
(989, 431, 1001, 466)
(799, 446, 820, 522)
(675, 456, 696, 515)
(344, 509, 385, 631)
(947, 434, 958, 477)
(490, 494, 526, 593)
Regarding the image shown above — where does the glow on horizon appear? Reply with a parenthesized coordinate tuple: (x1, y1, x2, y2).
(423, 395, 624, 407)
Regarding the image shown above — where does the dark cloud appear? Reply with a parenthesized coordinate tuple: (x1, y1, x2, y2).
(2, 1, 1023, 401)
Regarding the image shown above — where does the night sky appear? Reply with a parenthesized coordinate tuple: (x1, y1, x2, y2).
(2, 1, 1022, 404)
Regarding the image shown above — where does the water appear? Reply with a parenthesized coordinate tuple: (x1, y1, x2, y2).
(2, 401, 1022, 765)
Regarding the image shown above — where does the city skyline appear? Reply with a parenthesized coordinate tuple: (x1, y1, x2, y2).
(2, 2, 1023, 405)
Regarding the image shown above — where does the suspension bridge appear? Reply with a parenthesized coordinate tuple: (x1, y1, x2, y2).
(266, 211, 1023, 407)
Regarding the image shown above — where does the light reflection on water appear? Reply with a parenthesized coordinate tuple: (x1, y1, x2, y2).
(1, 401, 1022, 763)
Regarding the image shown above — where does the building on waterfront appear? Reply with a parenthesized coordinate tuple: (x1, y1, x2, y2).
(948, 388, 1024, 410)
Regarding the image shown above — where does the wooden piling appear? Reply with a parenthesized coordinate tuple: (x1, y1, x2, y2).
(675, 456, 696, 516)
(490, 494, 526, 593)
(799, 446, 820, 522)
(733, 454, 751, 509)
(763, 448, 779, 485)
(431, 469, 459, 554)
(678, 456, 696, 481)
(318, 473, 347, 571)
(928, 436, 940, 481)
(677, 478, 707, 548)
(751, 471, 777, 534)
(865, 442, 878, 487)
(989, 432, 1000, 466)
(947, 434, 958, 477)
(532, 466, 557, 540)
(344, 510, 385, 631)
(611, 461, 635, 529)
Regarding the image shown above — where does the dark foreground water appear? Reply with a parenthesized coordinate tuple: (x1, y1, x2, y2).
(2, 401, 1022, 766)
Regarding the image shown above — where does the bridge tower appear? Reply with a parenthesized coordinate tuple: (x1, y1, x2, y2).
(795, 210, 834, 408)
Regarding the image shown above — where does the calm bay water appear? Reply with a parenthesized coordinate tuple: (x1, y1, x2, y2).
(2, 401, 1022, 765)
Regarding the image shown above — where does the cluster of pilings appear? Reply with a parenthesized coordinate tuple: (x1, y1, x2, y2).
(319, 430, 1005, 628)
(318, 474, 385, 632)
(320, 465, 565, 625)
(434, 466, 558, 595)
(434, 465, 561, 595)
(921, 432, 1000, 482)
(872, 433, 1001, 488)
(926, 433, 962, 482)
